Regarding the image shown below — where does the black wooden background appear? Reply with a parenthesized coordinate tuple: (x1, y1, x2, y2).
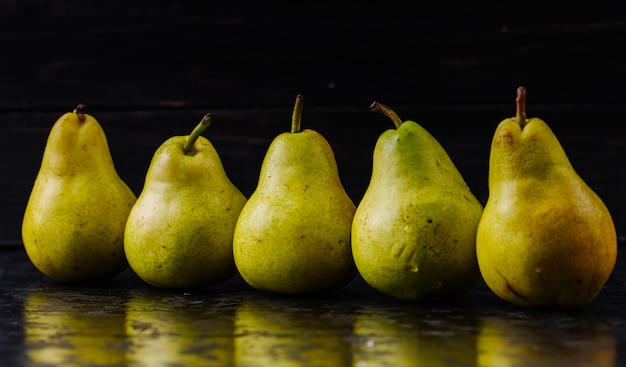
(1, 1, 625, 246)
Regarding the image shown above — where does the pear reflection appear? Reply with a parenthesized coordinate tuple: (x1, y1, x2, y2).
(352, 306, 477, 366)
(23, 290, 127, 367)
(125, 291, 235, 366)
(234, 297, 353, 366)
(477, 312, 616, 367)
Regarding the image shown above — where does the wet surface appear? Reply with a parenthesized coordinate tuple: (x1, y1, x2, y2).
(1, 247, 625, 366)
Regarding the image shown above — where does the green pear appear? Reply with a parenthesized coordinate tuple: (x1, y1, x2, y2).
(351, 102, 484, 301)
(476, 86, 618, 308)
(124, 114, 247, 288)
(233, 94, 356, 294)
(22, 105, 137, 282)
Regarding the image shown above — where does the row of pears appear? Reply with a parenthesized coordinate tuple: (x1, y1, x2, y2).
(21, 87, 617, 309)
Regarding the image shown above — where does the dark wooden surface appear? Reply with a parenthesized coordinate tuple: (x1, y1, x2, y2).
(2, 0, 625, 108)
(2, 1, 625, 108)
(2, 246, 626, 366)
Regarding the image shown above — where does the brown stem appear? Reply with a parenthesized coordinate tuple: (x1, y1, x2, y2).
(370, 101, 403, 129)
(74, 103, 86, 123)
(516, 86, 528, 128)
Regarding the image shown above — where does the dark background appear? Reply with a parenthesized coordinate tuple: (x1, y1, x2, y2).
(1, 1, 625, 246)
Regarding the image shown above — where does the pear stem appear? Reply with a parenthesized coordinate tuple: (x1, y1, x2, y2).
(183, 113, 212, 155)
(370, 101, 403, 129)
(291, 94, 304, 133)
(516, 86, 528, 128)
(74, 103, 86, 123)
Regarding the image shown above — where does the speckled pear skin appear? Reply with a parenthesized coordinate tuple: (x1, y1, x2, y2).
(124, 133, 247, 288)
(352, 118, 484, 301)
(21, 108, 137, 282)
(233, 128, 357, 294)
(476, 87, 617, 308)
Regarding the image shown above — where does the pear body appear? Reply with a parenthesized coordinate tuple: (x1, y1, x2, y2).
(233, 129, 356, 294)
(476, 117, 617, 308)
(124, 135, 247, 288)
(352, 120, 484, 301)
(22, 110, 137, 282)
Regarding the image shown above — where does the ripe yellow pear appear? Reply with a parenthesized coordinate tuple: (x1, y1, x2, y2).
(476, 86, 617, 308)
(352, 102, 484, 301)
(233, 94, 356, 294)
(22, 105, 137, 282)
(124, 114, 247, 288)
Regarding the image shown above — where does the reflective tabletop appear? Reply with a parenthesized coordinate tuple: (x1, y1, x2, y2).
(1, 246, 624, 366)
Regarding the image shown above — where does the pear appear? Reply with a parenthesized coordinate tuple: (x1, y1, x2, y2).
(124, 114, 247, 288)
(21, 104, 137, 282)
(233, 94, 356, 294)
(476, 86, 618, 308)
(351, 102, 484, 301)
